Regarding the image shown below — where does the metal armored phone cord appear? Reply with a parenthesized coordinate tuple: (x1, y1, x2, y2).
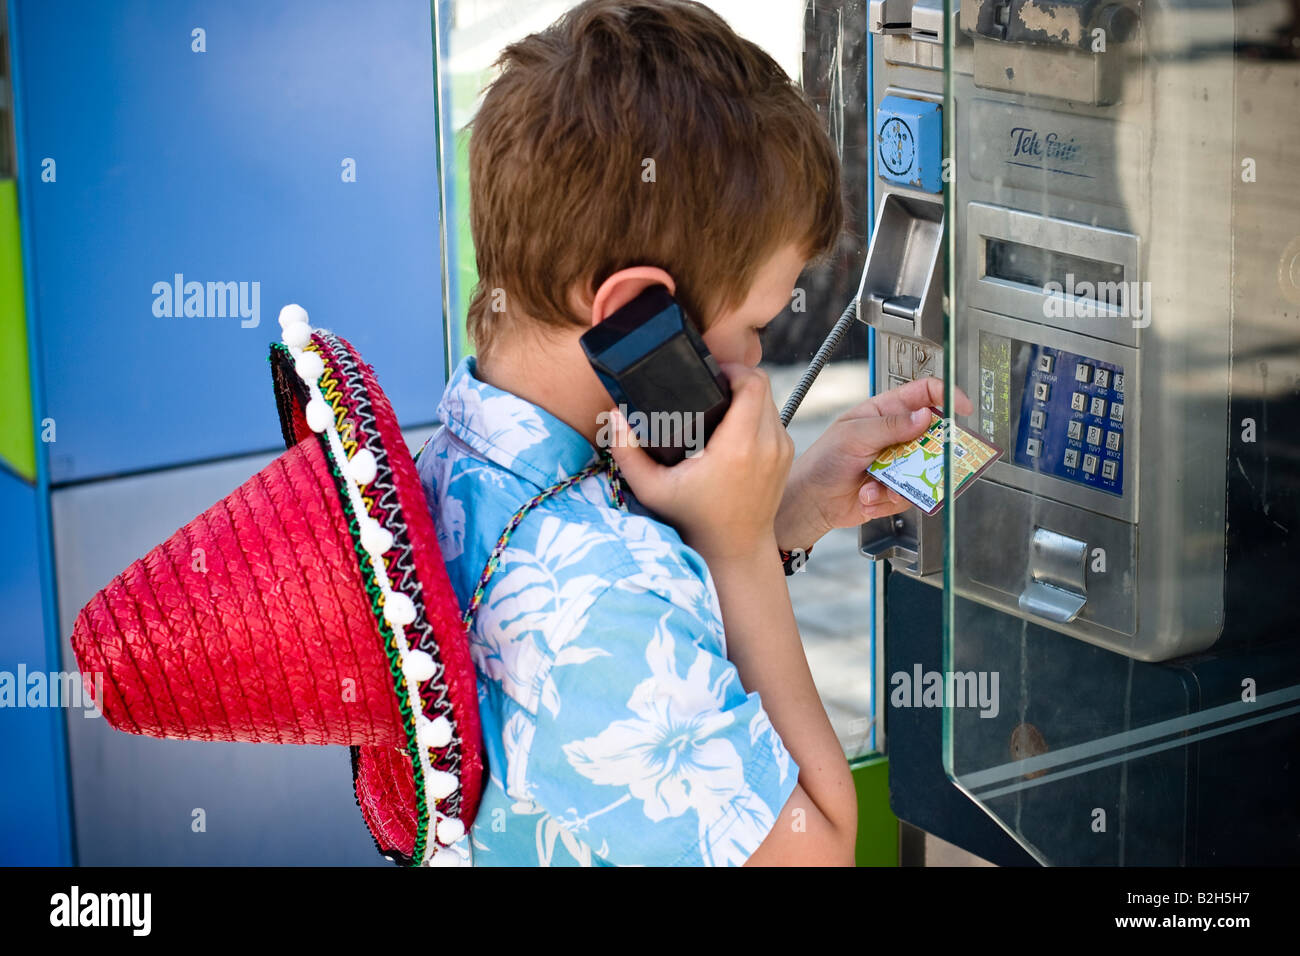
(779, 255, 870, 427)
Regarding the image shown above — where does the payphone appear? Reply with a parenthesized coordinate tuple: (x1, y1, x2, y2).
(862, 0, 1235, 661)
(862, 0, 1300, 863)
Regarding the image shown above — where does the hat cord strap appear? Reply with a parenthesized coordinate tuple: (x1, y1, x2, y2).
(462, 451, 626, 630)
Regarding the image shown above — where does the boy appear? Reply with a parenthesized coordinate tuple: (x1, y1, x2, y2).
(419, 0, 969, 865)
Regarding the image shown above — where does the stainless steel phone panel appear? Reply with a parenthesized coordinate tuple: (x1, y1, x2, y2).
(966, 203, 1142, 348)
(953, 479, 1137, 640)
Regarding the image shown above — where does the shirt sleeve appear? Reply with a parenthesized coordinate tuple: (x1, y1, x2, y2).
(521, 563, 800, 866)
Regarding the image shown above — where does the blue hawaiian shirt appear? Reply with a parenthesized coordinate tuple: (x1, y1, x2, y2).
(417, 357, 799, 866)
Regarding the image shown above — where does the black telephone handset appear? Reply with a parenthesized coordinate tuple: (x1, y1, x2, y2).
(580, 284, 731, 466)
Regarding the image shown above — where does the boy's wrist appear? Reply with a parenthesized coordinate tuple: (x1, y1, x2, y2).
(774, 471, 832, 554)
(690, 530, 783, 571)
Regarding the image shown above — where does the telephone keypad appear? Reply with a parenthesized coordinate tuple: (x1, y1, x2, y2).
(1014, 344, 1126, 496)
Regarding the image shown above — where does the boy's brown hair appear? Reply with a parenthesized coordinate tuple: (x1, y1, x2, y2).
(466, 0, 844, 356)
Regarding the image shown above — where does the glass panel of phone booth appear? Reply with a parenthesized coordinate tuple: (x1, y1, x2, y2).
(937, 0, 1300, 864)
(433, 1, 880, 759)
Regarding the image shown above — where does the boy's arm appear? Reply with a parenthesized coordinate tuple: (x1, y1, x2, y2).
(699, 536, 857, 865)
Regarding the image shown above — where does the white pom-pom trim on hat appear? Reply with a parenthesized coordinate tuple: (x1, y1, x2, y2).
(384, 591, 417, 628)
(278, 304, 309, 329)
(420, 714, 453, 749)
(360, 520, 394, 557)
(295, 350, 325, 381)
(426, 769, 459, 801)
(426, 842, 471, 866)
(403, 651, 435, 687)
(349, 448, 378, 485)
(282, 321, 312, 349)
(281, 314, 467, 867)
(436, 817, 465, 845)
(304, 397, 332, 433)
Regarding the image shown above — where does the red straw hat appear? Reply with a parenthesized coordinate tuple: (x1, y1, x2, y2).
(70, 307, 484, 866)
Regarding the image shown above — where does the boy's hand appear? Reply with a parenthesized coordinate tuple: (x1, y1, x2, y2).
(773, 376, 975, 553)
(605, 364, 793, 563)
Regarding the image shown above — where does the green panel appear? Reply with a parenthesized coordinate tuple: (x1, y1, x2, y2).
(851, 754, 898, 866)
(453, 126, 475, 359)
(0, 179, 34, 482)
(442, 43, 489, 364)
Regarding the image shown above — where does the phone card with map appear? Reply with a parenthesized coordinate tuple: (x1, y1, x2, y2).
(866, 409, 1002, 516)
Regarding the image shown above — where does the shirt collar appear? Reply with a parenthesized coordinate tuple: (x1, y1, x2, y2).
(436, 356, 601, 490)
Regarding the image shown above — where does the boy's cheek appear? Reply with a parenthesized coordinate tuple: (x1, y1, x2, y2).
(703, 327, 759, 368)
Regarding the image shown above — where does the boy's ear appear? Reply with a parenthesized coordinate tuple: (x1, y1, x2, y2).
(590, 267, 676, 326)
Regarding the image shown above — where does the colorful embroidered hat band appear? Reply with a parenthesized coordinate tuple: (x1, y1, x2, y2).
(273, 309, 470, 864)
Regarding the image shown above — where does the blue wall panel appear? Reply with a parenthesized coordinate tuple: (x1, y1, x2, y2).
(13, 0, 447, 483)
(0, 468, 70, 865)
